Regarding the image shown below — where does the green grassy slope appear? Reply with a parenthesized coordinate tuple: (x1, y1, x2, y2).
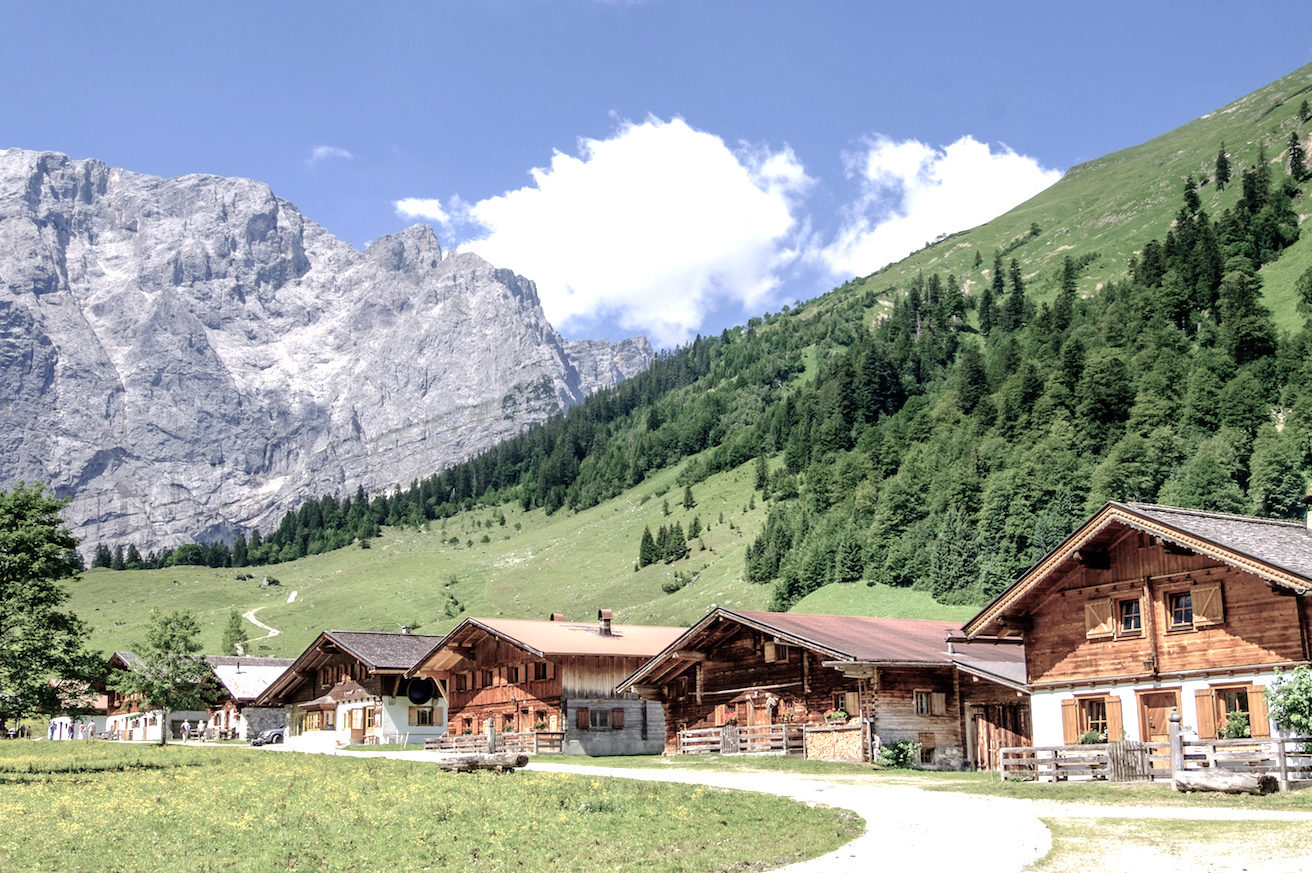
(840, 63, 1312, 329)
(69, 457, 770, 656)
(65, 64, 1312, 657)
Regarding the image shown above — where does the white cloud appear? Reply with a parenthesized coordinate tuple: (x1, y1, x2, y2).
(819, 135, 1061, 278)
(394, 197, 451, 224)
(424, 117, 809, 347)
(305, 145, 355, 168)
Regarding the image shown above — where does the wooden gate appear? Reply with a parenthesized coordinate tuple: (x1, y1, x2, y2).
(973, 703, 1031, 771)
(1107, 740, 1153, 781)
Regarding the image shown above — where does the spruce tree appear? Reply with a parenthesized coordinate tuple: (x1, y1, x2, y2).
(221, 610, 245, 655)
(638, 526, 658, 567)
(1289, 131, 1308, 182)
(1215, 143, 1230, 190)
(683, 485, 695, 510)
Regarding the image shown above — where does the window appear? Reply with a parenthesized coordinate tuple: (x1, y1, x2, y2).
(507, 665, 520, 684)
(534, 662, 549, 681)
(409, 707, 434, 727)
(1196, 685, 1269, 739)
(455, 673, 468, 693)
(350, 709, 363, 729)
(481, 669, 495, 687)
(914, 690, 946, 716)
(1082, 699, 1107, 737)
(764, 642, 791, 663)
(1168, 591, 1194, 629)
(1118, 598, 1142, 635)
(589, 709, 611, 729)
(364, 707, 376, 729)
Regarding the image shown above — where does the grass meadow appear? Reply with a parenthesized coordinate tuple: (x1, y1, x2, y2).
(67, 455, 964, 659)
(0, 743, 861, 873)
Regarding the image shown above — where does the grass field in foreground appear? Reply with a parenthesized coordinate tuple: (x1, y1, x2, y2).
(0, 743, 860, 873)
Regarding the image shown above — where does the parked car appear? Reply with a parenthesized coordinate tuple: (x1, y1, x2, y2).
(250, 727, 284, 746)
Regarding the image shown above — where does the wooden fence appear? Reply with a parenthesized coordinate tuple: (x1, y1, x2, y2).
(675, 723, 806, 755)
(1000, 735, 1312, 789)
(425, 731, 565, 755)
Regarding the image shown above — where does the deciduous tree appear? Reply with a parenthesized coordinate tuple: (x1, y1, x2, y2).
(0, 484, 99, 732)
(112, 610, 216, 745)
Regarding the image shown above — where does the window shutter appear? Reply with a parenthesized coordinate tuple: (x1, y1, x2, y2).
(1248, 686, 1270, 738)
(845, 691, 861, 718)
(930, 692, 947, 716)
(1195, 689, 1216, 739)
(611, 708, 625, 730)
(1193, 583, 1224, 626)
(1106, 696, 1123, 741)
(1084, 599, 1114, 638)
(576, 707, 589, 730)
(764, 641, 777, 662)
(1061, 699, 1079, 744)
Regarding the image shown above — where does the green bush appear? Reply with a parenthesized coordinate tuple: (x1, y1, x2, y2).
(1077, 730, 1106, 744)
(877, 739, 920, 768)
(1219, 710, 1251, 739)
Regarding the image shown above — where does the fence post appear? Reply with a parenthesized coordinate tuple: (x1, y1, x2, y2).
(1169, 711, 1183, 774)
(485, 717, 497, 754)
(1277, 737, 1290, 793)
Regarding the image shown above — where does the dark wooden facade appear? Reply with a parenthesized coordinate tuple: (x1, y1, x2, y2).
(963, 503, 1312, 747)
(624, 608, 1029, 769)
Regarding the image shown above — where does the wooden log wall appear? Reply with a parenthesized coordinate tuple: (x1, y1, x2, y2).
(1026, 531, 1308, 686)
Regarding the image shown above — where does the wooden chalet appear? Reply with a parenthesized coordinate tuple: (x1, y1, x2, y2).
(103, 651, 211, 742)
(619, 607, 1028, 769)
(205, 656, 295, 739)
(407, 611, 685, 755)
(962, 502, 1312, 748)
(255, 630, 447, 750)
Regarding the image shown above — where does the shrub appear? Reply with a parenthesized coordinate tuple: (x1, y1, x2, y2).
(1219, 710, 1251, 739)
(1267, 666, 1312, 734)
(1077, 730, 1106, 744)
(877, 739, 920, 769)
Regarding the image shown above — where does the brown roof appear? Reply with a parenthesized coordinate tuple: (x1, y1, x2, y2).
(962, 501, 1312, 639)
(410, 616, 685, 674)
(620, 607, 1020, 691)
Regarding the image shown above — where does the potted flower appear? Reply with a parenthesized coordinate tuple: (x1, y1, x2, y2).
(724, 715, 739, 726)
(824, 708, 848, 724)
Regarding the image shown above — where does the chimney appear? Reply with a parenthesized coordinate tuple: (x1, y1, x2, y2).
(598, 609, 613, 636)
(549, 613, 565, 622)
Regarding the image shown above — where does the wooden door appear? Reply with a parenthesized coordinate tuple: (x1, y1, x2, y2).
(1138, 689, 1179, 770)
(972, 704, 1030, 771)
(1138, 690, 1179, 742)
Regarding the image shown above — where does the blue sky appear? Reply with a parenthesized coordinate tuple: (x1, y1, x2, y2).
(6, 2, 1310, 348)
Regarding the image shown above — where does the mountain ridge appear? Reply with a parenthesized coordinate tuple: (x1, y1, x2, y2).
(0, 148, 652, 554)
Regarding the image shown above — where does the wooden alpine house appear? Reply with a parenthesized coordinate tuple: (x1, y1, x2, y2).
(620, 607, 1028, 768)
(407, 611, 684, 755)
(255, 629, 447, 750)
(961, 502, 1312, 749)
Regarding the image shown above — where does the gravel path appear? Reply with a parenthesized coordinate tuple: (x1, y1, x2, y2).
(332, 750, 1312, 872)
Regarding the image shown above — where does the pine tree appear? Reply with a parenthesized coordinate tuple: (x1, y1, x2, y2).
(92, 543, 112, 569)
(110, 544, 125, 571)
(639, 526, 658, 567)
(1215, 143, 1231, 190)
(682, 485, 695, 510)
(755, 454, 769, 492)
(1289, 131, 1308, 182)
(221, 610, 245, 655)
(124, 544, 142, 569)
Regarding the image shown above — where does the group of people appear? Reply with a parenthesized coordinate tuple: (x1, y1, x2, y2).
(178, 719, 209, 741)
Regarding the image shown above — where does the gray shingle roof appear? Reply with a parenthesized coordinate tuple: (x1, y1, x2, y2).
(326, 630, 445, 671)
(1124, 502, 1312, 582)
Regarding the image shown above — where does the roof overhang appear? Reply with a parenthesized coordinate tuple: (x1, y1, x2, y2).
(962, 502, 1312, 639)
(618, 607, 853, 693)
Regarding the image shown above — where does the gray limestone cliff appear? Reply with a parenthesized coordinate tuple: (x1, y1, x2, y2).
(0, 148, 653, 552)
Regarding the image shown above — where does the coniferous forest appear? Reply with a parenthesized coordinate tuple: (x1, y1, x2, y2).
(99, 109, 1312, 616)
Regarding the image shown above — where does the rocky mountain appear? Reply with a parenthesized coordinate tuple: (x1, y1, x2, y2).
(0, 148, 652, 553)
